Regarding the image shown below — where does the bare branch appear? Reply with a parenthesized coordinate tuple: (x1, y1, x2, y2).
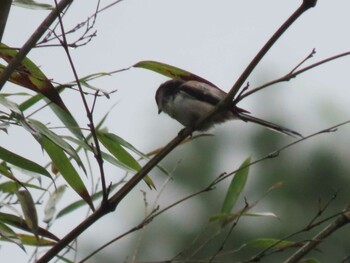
(0, 0, 73, 90)
(284, 207, 350, 263)
(236, 50, 350, 102)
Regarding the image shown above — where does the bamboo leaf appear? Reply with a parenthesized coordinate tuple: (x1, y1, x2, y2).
(221, 157, 251, 214)
(40, 137, 94, 210)
(0, 212, 59, 241)
(134, 60, 219, 88)
(97, 131, 155, 189)
(0, 44, 68, 112)
(43, 185, 66, 223)
(56, 182, 121, 219)
(0, 145, 51, 179)
(16, 190, 38, 237)
(0, 221, 25, 251)
(28, 119, 85, 172)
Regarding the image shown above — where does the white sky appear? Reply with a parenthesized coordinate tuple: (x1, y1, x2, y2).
(2, 0, 350, 261)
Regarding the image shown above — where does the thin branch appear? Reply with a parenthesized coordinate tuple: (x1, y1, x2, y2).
(0, 0, 12, 43)
(216, 120, 350, 185)
(190, 0, 317, 134)
(0, 0, 73, 91)
(237, 50, 350, 102)
(290, 48, 316, 74)
(209, 201, 249, 263)
(284, 208, 350, 263)
(54, 0, 108, 202)
(246, 193, 343, 262)
(36, 2, 318, 262)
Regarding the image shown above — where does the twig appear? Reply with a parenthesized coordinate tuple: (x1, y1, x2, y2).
(0, 0, 73, 91)
(36, 2, 318, 262)
(216, 120, 350, 185)
(236, 50, 350, 102)
(284, 207, 350, 263)
(0, 0, 12, 43)
(54, 0, 108, 202)
(209, 200, 249, 263)
(290, 48, 316, 74)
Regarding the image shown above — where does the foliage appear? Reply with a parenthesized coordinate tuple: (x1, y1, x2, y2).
(0, 1, 349, 263)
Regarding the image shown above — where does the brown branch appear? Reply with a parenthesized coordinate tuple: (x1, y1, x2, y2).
(0, 0, 73, 91)
(284, 207, 350, 263)
(191, 0, 317, 132)
(53, 0, 107, 203)
(0, 0, 12, 43)
(36, 1, 317, 262)
(237, 50, 350, 102)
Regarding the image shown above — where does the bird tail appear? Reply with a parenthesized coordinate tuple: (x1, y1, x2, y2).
(236, 112, 302, 138)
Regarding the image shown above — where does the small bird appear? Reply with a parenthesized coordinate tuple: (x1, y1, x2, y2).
(155, 79, 302, 137)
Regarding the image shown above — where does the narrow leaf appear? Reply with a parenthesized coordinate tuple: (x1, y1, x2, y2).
(246, 238, 300, 250)
(16, 234, 56, 246)
(40, 137, 94, 210)
(56, 182, 121, 219)
(0, 145, 51, 179)
(0, 44, 68, 112)
(301, 259, 321, 263)
(0, 221, 25, 251)
(16, 190, 38, 237)
(0, 212, 59, 241)
(28, 119, 85, 172)
(13, 0, 53, 10)
(209, 211, 278, 222)
(43, 185, 66, 223)
(97, 131, 155, 189)
(134, 60, 219, 88)
(0, 181, 45, 193)
(221, 157, 251, 214)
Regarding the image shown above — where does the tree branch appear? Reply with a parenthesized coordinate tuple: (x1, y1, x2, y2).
(36, 1, 318, 262)
(0, 0, 12, 43)
(0, 0, 73, 91)
(284, 207, 350, 263)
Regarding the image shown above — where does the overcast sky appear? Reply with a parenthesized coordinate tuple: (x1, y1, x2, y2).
(2, 0, 350, 261)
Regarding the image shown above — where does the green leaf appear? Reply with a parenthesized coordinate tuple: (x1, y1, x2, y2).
(97, 132, 142, 171)
(40, 136, 94, 210)
(28, 119, 85, 172)
(301, 259, 321, 263)
(0, 221, 25, 251)
(66, 136, 136, 172)
(245, 238, 300, 250)
(56, 182, 121, 219)
(221, 157, 251, 214)
(48, 102, 84, 140)
(133, 61, 219, 88)
(0, 95, 23, 115)
(16, 234, 56, 246)
(0, 44, 83, 139)
(0, 181, 45, 193)
(210, 211, 278, 222)
(13, 0, 53, 10)
(97, 131, 155, 189)
(0, 145, 51, 179)
(0, 212, 59, 241)
(16, 190, 38, 237)
(0, 43, 68, 112)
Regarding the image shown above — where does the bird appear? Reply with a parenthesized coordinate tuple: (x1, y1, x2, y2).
(155, 79, 302, 137)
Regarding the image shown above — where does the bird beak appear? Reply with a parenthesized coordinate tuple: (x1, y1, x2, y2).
(158, 109, 162, 114)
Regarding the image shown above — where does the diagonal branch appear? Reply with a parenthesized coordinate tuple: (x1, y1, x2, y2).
(0, 0, 73, 91)
(284, 207, 350, 263)
(236, 50, 350, 102)
(36, 1, 318, 262)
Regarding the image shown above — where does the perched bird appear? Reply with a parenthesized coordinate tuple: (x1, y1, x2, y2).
(155, 79, 302, 137)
